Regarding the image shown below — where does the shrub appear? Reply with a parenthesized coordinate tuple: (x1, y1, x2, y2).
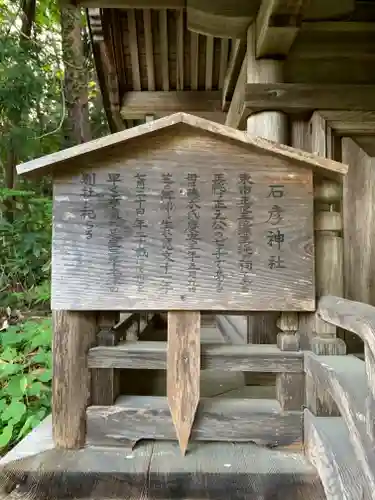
(0, 318, 52, 454)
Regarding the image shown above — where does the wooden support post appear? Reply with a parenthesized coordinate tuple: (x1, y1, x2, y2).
(246, 23, 286, 350)
(91, 311, 120, 405)
(167, 311, 200, 455)
(52, 310, 97, 448)
(276, 313, 304, 411)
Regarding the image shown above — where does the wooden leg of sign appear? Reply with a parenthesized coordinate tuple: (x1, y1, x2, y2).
(167, 311, 200, 455)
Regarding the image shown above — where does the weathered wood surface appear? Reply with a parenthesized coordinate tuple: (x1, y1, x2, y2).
(216, 314, 247, 343)
(88, 341, 304, 372)
(91, 311, 120, 405)
(86, 396, 302, 448)
(342, 139, 375, 322)
(167, 311, 200, 454)
(52, 311, 97, 448)
(51, 126, 315, 311)
(304, 352, 375, 493)
(304, 411, 368, 500)
(17, 114, 348, 179)
(318, 295, 375, 354)
(1, 436, 325, 500)
(245, 83, 375, 113)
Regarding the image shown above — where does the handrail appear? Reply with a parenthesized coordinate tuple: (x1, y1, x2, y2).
(318, 295, 375, 357)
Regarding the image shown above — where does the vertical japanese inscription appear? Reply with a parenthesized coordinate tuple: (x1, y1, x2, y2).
(134, 173, 148, 292)
(185, 173, 201, 293)
(107, 173, 122, 292)
(160, 173, 175, 293)
(237, 173, 253, 292)
(80, 173, 96, 239)
(212, 173, 228, 293)
(267, 184, 286, 270)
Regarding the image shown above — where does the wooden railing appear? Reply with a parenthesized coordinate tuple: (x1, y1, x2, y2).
(304, 295, 375, 499)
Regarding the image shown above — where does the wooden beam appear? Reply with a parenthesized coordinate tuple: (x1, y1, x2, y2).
(167, 311, 200, 455)
(244, 84, 375, 113)
(222, 39, 246, 109)
(121, 90, 222, 119)
(224, 55, 247, 129)
(256, 0, 305, 58)
(86, 396, 302, 448)
(143, 9, 155, 90)
(88, 342, 304, 372)
(78, 0, 185, 6)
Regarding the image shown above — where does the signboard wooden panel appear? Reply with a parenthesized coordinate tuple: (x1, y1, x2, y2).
(52, 134, 314, 311)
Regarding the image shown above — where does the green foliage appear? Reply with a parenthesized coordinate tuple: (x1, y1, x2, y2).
(0, 318, 52, 453)
(0, 186, 52, 309)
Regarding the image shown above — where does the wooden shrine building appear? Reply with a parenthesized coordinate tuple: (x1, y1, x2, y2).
(2, 1, 375, 500)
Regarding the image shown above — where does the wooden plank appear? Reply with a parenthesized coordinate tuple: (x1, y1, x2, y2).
(88, 341, 304, 372)
(86, 396, 303, 447)
(205, 35, 214, 90)
(304, 352, 375, 492)
(52, 311, 97, 448)
(304, 411, 369, 500)
(78, 0, 185, 6)
(256, 0, 305, 58)
(176, 9, 184, 90)
(167, 311, 200, 454)
(121, 91, 222, 118)
(218, 38, 229, 89)
(159, 10, 169, 91)
(16, 113, 349, 178)
(224, 54, 247, 129)
(51, 129, 315, 311)
(245, 84, 375, 113)
(127, 10, 141, 91)
(143, 9, 155, 90)
(190, 31, 199, 91)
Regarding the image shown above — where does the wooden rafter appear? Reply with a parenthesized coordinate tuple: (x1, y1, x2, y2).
(143, 9, 155, 90)
(176, 9, 184, 90)
(205, 35, 213, 90)
(127, 10, 141, 91)
(159, 10, 169, 91)
(222, 39, 246, 109)
(190, 31, 199, 90)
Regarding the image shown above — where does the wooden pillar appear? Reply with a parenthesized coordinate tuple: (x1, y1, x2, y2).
(246, 24, 287, 347)
(52, 310, 98, 448)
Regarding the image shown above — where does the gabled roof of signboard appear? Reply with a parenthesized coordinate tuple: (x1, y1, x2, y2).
(16, 113, 348, 180)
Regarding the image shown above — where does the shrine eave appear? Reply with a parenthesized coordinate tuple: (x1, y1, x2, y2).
(16, 113, 348, 179)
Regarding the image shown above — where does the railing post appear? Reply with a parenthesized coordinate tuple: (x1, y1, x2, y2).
(276, 312, 304, 411)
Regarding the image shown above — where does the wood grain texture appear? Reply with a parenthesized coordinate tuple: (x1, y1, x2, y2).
(0, 435, 326, 500)
(342, 138, 375, 311)
(167, 311, 200, 454)
(245, 83, 375, 113)
(52, 311, 97, 448)
(86, 396, 303, 447)
(216, 314, 247, 344)
(91, 311, 120, 405)
(304, 411, 368, 500)
(87, 341, 304, 372)
(51, 126, 315, 311)
(304, 352, 375, 493)
(16, 113, 348, 178)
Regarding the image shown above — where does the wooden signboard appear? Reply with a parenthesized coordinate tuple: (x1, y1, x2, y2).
(50, 121, 315, 311)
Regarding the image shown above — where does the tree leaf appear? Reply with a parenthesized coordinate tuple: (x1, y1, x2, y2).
(0, 423, 14, 449)
(2, 400, 26, 423)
